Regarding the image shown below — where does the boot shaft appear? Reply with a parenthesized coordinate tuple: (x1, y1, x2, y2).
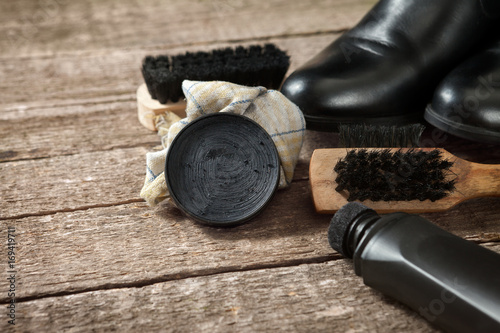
(480, 0, 500, 17)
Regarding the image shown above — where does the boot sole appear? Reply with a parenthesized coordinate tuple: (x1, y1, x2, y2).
(304, 112, 424, 132)
(424, 106, 500, 144)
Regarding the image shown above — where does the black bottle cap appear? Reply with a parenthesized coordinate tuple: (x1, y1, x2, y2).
(165, 113, 280, 227)
(328, 202, 374, 257)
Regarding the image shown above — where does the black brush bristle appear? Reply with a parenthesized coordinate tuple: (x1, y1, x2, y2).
(334, 149, 456, 202)
(338, 124, 426, 148)
(141, 44, 290, 104)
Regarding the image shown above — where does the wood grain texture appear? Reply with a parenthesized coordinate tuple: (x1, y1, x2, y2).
(0, 182, 331, 301)
(0, 33, 339, 109)
(5, 243, 500, 333)
(0, 128, 336, 218)
(0, 148, 147, 219)
(1, 185, 499, 302)
(0, 0, 373, 57)
(1, 258, 450, 333)
(0, 100, 157, 162)
(0, 140, 313, 218)
(1, 0, 500, 331)
(0, 34, 340, 164)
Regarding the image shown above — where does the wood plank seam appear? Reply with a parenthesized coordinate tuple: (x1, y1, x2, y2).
(0, 255, 339, 304)
(0, 199, 145, 221)
(1, 94, 136, 113)
(0, 177, 310, 220)
(0, 30, 349, 62)
(0, 142, 158, 164)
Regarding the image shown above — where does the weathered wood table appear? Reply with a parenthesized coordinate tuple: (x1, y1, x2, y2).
(1, 0, 499, 332)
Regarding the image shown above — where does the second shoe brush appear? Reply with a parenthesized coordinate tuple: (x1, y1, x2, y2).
(142, 44, 290, 104)
(137, 43, 290, 131)
(309, 147, 500, 214)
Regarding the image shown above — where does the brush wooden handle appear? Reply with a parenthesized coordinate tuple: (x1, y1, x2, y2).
(136, 83, 186, 131)
(309, 148, 500, 214)
(453, 153, 500, 200)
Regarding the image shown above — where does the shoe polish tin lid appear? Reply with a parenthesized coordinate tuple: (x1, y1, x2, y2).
(165, 113, 280, 227)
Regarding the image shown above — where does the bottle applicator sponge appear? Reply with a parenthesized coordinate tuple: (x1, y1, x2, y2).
(328, 202, 377, 258)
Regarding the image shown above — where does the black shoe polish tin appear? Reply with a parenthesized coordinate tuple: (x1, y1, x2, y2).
(165, 113, 280, 226)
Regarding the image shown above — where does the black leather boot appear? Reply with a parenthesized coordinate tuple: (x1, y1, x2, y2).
(425, 40, 500, 144)
(281, 0, 500, 131)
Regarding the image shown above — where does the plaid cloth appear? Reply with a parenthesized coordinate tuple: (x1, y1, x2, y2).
(140, 80, 306, 206)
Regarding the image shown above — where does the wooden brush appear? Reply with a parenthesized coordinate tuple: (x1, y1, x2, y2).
(309, 148, 500, 214)
(137, 43, 290, 131)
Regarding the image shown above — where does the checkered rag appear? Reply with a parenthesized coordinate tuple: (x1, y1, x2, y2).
(140, 80, 306, 206)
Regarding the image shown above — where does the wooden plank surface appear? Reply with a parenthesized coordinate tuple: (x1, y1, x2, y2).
(1, 185, 499, 301)
(1, 148, 147, 219)
(0, 33, 341, 112)
(0, 260, 437, 333)
(0, 34, 340, 163)
(0, 101, 155, 162)
(0, 0, 372, 57)
(4, 244, 500, 333)
(1, 0, 500, 332)
(3, 129, 500, 219)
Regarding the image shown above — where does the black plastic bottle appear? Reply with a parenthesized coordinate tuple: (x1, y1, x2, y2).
(328, 202, 500, 333)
